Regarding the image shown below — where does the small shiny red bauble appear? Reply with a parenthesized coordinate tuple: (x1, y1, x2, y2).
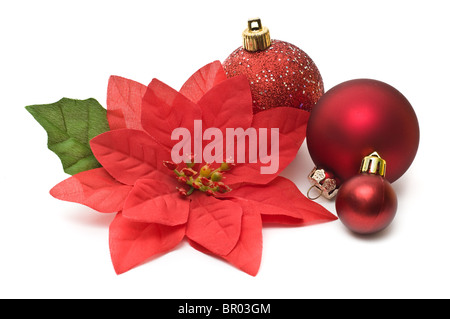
(335, 174, 397, 234)
(306, 79, 420, 184)
(223, 40, 324, 113)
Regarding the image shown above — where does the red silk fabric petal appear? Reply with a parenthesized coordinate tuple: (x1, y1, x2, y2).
(188, 200, 263, 276)
(106, 76, 147, 131)
(122, 176, 190, 226)
(223, 176, 337, 225)
(223, 107, 310, 185)
(50, 168, 132, 213)
(141, 79, 202, 151)
(222, 200, 263, 276)
(90, 129, 170, 185)
(252, 107, 309, 151)
(197, 75, 253, 133)
(186, 195, 242, 256)
(179, 60, 227, 104)
(109, 212, 186, 275)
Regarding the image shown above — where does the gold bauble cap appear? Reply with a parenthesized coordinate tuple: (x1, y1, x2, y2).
(360, 152, 387, 177)
(242, 18, 271, 52)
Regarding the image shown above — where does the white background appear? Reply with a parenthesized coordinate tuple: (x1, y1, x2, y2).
(1, 0, 448, 299)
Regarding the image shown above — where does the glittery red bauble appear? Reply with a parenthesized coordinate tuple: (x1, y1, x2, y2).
(223, 40, 324, 113)
(336, 174, 397, 234)
(306, 79, 420, 185)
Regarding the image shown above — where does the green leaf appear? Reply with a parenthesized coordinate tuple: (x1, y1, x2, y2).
(25, 97, 110, 175)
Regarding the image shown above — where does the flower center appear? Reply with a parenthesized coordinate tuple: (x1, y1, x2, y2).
(163, 158, 234, 197)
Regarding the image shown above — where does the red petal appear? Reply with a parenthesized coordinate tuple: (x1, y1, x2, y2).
(197, 75, 253, 133)
(252, 107, 309, 160)
(223, 107, 310, 185)
(223, 200, 262, 276)
(50, 168, 132, 213)
(90, 129, 170, 185)
(141, 79, 201, 150)
(179, 61, 227, 104)
(186, 195, 242, 256)
(107, 76, 147, 131)
(109, 212, 185, 274)
(122, 177, 189, 226)
(223, 176, 337, 225)
(188, 201, 262, 276)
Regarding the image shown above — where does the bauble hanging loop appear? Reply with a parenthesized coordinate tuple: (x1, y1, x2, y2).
(242, 18, 271, 52)
(307, 167, 339, 199)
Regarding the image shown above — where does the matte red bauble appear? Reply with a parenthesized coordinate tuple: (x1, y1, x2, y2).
(306, 79, 419, 192)
(335, 152, 397, 235)
(336, 173, 397, 234)
(223, 18, 324, 113)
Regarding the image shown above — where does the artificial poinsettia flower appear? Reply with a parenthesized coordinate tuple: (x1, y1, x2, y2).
(50, 61, 336, 276)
